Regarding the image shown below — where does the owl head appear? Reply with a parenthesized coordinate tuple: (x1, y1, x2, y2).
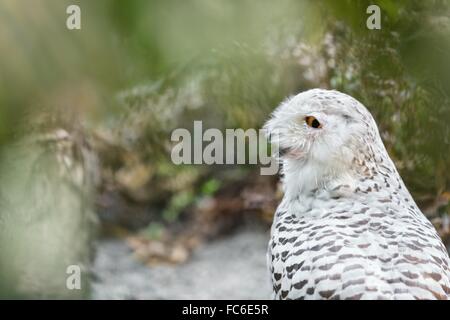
(263, 89, 385, 192)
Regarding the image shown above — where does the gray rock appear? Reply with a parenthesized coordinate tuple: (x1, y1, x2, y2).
(91, 226, 271, 299)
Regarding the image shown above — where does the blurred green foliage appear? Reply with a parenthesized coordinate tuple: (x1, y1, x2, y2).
(0, 0, 450, 297)
(0, 0, 449, 209)
(106, 0, 450, 202)
(1, 0, 449, 219)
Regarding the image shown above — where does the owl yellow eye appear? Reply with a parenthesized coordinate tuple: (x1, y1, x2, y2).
(305, 116, 322, 129)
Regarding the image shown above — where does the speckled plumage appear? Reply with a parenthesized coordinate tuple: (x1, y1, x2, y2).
(264, 89, 450, 300)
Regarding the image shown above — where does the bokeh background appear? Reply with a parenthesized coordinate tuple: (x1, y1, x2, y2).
(0, 0, 449, 299)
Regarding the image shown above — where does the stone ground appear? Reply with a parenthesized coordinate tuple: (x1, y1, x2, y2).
(91, 226, 271, 299)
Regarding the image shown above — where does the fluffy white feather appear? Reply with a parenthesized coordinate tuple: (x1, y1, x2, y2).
(265, 89, 450, 300)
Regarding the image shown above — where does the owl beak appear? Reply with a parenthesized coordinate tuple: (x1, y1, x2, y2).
(277, 146, 305, 160)
(278, 147, 290, 157)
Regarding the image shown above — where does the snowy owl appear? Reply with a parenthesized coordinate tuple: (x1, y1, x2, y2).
(264, 89, 450, 300)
